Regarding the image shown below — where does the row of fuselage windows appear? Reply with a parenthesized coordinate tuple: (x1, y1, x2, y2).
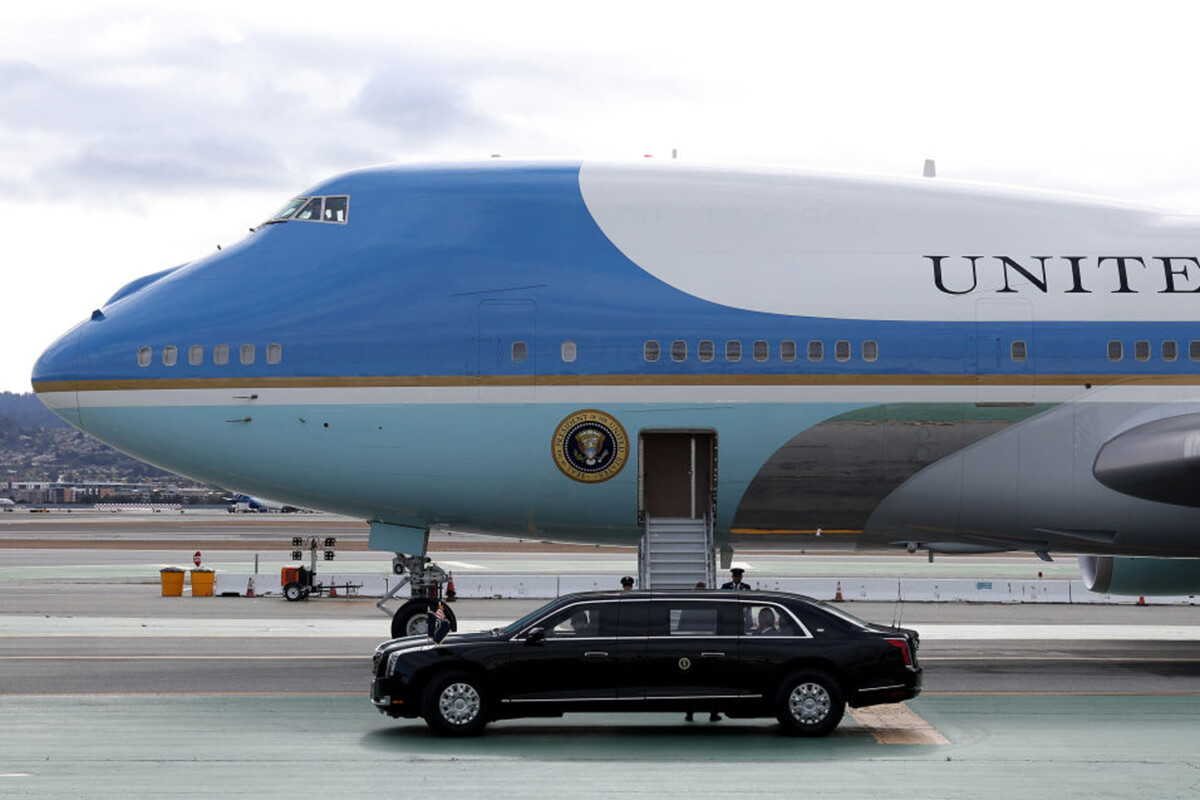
(644, 339, 880, 363)
(136, 344, 282, 368)
(134, 339, 1200, 370)
(1107, 339, 1200, 363)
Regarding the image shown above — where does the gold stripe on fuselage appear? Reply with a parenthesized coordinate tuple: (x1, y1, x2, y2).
(30, 373, 1200, 394)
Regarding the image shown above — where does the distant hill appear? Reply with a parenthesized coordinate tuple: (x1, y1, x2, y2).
(0, 392, 69, 429)
(0, 391, 181, 484)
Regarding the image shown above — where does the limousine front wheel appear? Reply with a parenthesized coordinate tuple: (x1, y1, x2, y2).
(422, 671, 489, 736)
(775, 670, 845, 737)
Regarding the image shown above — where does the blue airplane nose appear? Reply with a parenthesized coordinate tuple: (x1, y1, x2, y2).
(31, 319, 85, 429)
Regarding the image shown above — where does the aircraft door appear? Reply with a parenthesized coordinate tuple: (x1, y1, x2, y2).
(638, 432, 716, 523)
(974, 298, 1034, 404)
(475, 299, 536, 402)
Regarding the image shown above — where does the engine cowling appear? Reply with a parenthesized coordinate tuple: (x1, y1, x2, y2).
(1079, 555, 1200, 596)
(1093, 412, 1200, 507)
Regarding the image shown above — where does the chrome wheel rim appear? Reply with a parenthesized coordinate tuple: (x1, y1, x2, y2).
(788, 682, 831, 725)
(439, 682, 481, 726)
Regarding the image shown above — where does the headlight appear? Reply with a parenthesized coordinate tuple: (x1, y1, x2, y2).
(386, 644, 435, 676)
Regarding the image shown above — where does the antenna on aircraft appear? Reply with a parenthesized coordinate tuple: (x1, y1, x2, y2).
(923, 159, 936, 178)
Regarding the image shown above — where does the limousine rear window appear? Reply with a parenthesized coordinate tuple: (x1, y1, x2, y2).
(803, 597, 872, 630)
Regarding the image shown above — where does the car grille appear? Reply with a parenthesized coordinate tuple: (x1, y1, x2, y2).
(372, 652, 384, 677)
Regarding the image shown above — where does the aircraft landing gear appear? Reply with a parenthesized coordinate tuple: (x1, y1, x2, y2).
(391, 597, 458, 637)
(378, 553, 458, 638)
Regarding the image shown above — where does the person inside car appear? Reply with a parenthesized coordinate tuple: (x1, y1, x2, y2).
(751, 607, 780, 635)
(568, 611, 593, 636)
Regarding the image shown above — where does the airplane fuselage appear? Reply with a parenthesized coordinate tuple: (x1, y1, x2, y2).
(30, 161, 1200, 592)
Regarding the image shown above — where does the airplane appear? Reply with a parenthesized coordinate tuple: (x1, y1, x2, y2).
(30, 159, 1200, 635)
(0, 497, 15, 511)
(225, 493, 300, 513)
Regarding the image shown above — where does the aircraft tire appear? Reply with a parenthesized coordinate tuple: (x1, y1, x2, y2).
(774, 669, 845, 737)
(421, 670, 489, 736)
(391, 599, 457, 638)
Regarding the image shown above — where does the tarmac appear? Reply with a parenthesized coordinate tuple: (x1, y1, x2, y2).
(2, 509, 1199, 797)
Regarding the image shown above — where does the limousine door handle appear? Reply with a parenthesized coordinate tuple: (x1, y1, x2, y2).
(701, 652, 726, 658)
(584, 651, 610, 659)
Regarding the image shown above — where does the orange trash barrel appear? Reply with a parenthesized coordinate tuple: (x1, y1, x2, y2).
(160, 567, 185, 597)
(190, 568, 215, 597)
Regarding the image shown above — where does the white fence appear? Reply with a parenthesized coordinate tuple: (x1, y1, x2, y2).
(210, 572, 1197, 605)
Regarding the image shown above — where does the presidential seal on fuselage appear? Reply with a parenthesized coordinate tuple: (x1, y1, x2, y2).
(551, 409, 629, 483)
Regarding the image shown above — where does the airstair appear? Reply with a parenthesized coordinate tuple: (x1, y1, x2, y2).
(637, 515, 714, 589)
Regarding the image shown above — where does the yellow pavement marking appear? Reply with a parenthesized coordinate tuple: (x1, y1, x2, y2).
(0, 691, 361, 697)
(0, 655, 362, 660)
(847, 703, 949, 745)
(924, 690, 1200, 697)
(920, 656, 1200, 662)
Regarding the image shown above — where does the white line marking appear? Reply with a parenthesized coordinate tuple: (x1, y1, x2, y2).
(915, 624, 1200, 641)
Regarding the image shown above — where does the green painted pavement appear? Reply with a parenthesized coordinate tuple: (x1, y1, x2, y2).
(1, 695, 1195, 798)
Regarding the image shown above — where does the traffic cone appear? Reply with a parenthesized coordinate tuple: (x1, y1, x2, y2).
(330, 581, 338, 597)
(834, 581, 844, 602)
(1137, 595, 1146, 606)
(447, 571, 457, 600)
(245, 576, 255, 598)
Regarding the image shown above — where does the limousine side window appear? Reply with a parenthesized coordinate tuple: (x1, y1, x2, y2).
(618, 600, 652, 636)
(740, 602, 808, 637)
(539, 603, 617, 638)
(649, 600, 739, 636)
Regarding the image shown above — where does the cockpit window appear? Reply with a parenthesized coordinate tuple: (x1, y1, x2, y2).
(262, 195, 349, 226)
(268, 197, 309, 222)
(323, 196, 349, 222)
(296, 198, 323, 221)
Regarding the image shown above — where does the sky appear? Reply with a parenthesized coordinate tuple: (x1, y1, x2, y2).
(4, 0, 1200, 392)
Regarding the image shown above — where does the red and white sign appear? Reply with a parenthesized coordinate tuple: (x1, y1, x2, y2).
(193, 551, 202, 567)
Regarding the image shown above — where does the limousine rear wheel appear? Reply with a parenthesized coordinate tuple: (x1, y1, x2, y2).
(422, 671, 489, 736)
(775, 670, 845, 736)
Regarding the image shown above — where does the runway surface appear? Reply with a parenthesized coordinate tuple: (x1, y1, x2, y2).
(2, 511, 1199, 797)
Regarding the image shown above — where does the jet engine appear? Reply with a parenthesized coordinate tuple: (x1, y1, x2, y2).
(1079, 555, 1200, 596)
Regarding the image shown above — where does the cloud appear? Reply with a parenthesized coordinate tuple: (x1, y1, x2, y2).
(0, 5, 697, 206)
(0, 25, 537, 201)
(352, 66, 498, 146)
(38, 133, 289, 193)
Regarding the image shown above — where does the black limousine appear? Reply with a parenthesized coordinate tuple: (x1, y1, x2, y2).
(371, 590, 921, 736)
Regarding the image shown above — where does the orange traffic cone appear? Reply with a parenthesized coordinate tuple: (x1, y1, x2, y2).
(1137, 596, 1146, 606)
(329, 582, 338, 597)
(447, 571, 457, 600)
(245, 576, 255, 598)
(834, 581, 844, 603)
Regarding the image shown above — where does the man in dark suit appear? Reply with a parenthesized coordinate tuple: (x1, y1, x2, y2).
(721, 567, 751, 590)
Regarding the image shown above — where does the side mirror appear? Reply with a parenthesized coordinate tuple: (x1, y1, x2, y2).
(524, 627, 546, 645)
